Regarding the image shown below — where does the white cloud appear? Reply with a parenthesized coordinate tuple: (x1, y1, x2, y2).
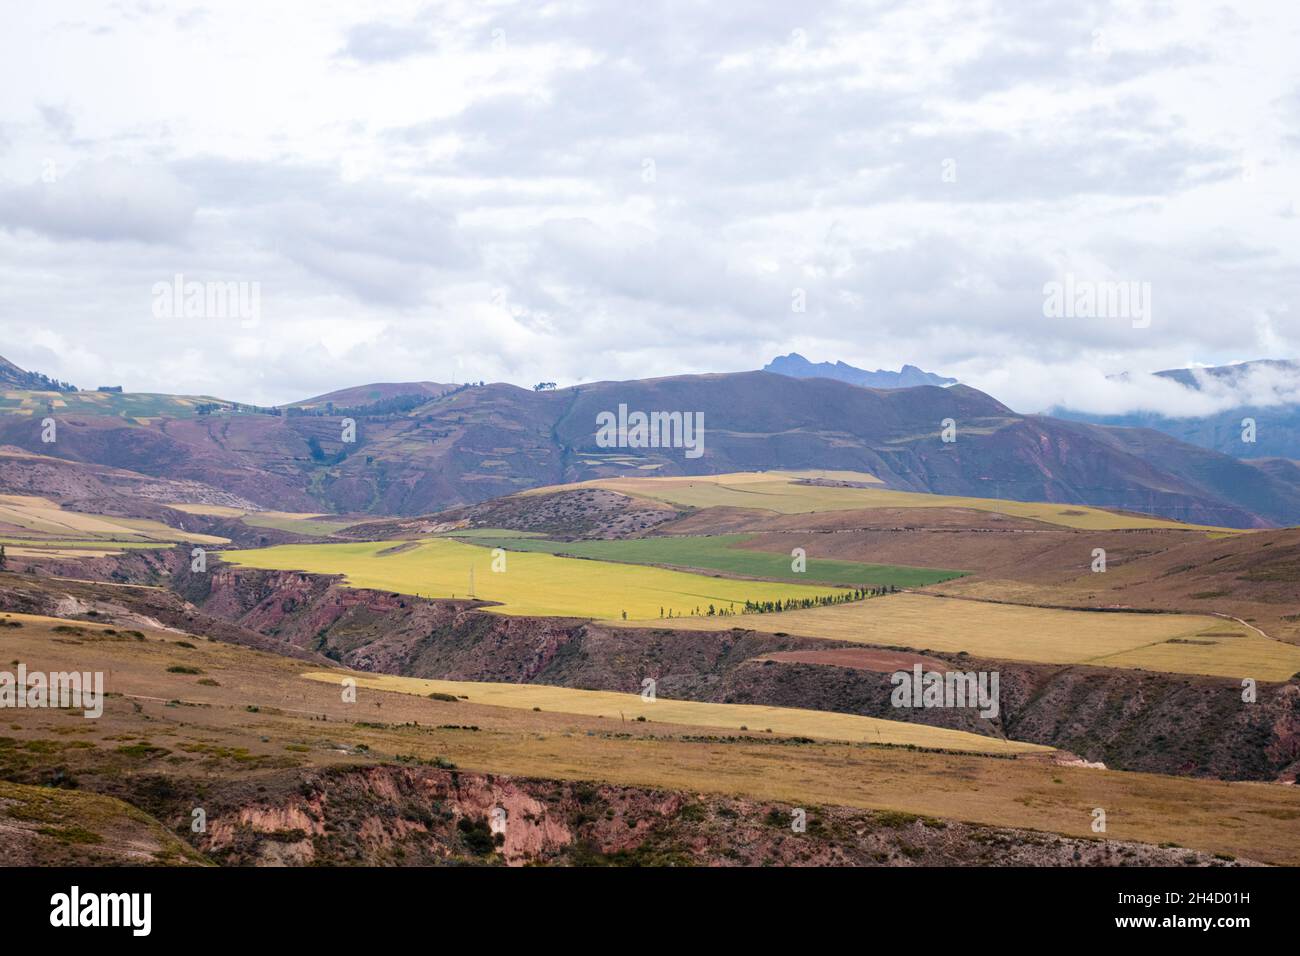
(0, 159, 195, 242)
(0, 0, 1296, 406)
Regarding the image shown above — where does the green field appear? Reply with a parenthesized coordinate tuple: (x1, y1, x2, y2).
(0, 389, 239, 420)
(240, 514, 356, 536)
(450, 532, 965, 587)
(221, 538, 851, 619)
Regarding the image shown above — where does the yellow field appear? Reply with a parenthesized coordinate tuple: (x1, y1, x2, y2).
(526, 471, 1233, 532)
(221, 538, 846, 619)
(5, 546, 123, 558)
(0, 494, 227, 544)
(301, 670, 1049, 755)
(167, 504, 323, 520)
(652, 592, 1300, 680)
(1, 610, 124, 629)
(166, 503, 251, 517)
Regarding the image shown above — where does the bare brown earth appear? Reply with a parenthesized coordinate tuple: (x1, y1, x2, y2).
(0, 446, 257, 511)
(0, 615, 1290, 865)
(344, 487, 679, 541)
(663, 505, 1057, 535)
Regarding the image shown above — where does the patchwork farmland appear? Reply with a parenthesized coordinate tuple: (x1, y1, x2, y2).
(448, 531, 966, 587)
(220, 537, 856, 619)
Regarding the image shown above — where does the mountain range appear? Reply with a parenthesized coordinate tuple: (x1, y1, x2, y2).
(1, 353, 1298, 527)
(763, 353, 957, 388)
(1053, 359, 1300, 462)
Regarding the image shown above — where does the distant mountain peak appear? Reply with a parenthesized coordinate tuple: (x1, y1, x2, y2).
(763, 353, 957, 389)
(1154, 359, 1300, 392)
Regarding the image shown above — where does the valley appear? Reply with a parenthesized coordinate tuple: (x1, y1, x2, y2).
(2, 358, 1299, 869)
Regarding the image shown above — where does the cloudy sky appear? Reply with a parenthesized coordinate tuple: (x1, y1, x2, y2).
(1, 0, 1298, 413)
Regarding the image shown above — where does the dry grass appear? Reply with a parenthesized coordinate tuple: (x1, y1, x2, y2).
(525, 472, 1236, 532)
(3, 614, 1300, 863)
(648, 592, 1300, 681)
(299, 670, 1049, 755)
(0, 494, 226, 544)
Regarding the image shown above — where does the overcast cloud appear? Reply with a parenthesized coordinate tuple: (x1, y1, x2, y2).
(1, 0, 1298, 412)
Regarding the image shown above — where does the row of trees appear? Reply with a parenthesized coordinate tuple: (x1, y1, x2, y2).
(285, 393, 432, 419)
(194, 401, 280, 416)
(650, 585, 897, 620)
(741, 585, 896, 614)
(14, 370, 77, 392)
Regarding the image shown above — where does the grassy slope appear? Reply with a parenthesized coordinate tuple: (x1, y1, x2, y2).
(301, 670, 1046, 755)
(452, 532, 966, 587)
(0, 780, 208, 866)
(3, 613, 1300, 864)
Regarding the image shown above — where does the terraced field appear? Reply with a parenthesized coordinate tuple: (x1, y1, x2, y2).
(527, 471, 1236, 532)
(221, 538, 849, 619)
(451, 532, 965, 587)
(654, 592, 1300, 680)
(301, 671, 1048, 755)
(0, 389, 235, 418)
(167, 504, 356, 536)
(0, 494, 227, 545)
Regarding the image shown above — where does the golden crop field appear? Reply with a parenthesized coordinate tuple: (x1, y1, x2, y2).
(301, 670, 1049, 755)
(0, 494, 227, 544)
(221, 538, 847, 619)
(526, 471, 1235, 532)
(653, 592, 1300, 681)
(166, 503, 250, 517)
